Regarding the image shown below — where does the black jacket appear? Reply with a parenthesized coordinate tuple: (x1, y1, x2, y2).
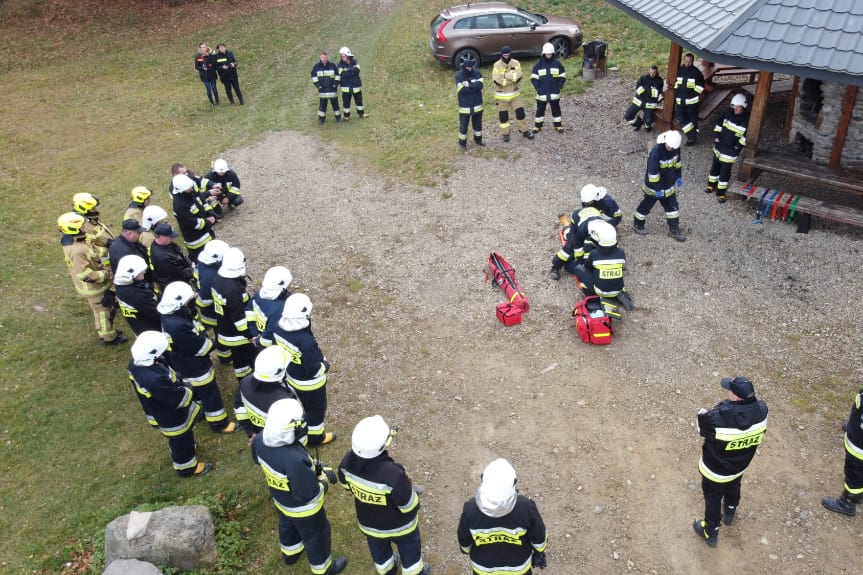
(270, 324, 328, 390)
(632, 73, 663, 109)
(195, 52, 217, 81)
(172, 191, 215, 251)
(674, 64, 705, 105)
(149, 242, 194, 289)
(698, 397, 768, 483)
(643, 143, 682, 195)
(161, 307, 214, 381)
(585, 244, 626, 297)
(311, 60, 339, 93)
(713, 108, 750, 159)
(252, 434, 327, 518)
(338, 451, 420, 538)
(213, 50, 238, 81)
(116, 281, 161, 335)
(455, 67, 484, 110)
(531, 56, 566, 97)
(108, 235, 150, 275)
(211, 275, 252, 346)
(128, 359, 199, 437)
(237, 375, 296, 436)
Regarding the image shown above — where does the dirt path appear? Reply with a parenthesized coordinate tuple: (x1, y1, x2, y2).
(219, 76, 863, 574)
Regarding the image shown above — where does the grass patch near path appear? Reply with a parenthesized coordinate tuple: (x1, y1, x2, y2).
(0, 0, 666, 572)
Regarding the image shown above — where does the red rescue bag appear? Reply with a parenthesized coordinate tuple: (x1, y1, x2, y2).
(496, 303, 523, 326)
(573, 296, 613, 345)
(486, 252, 529, 312)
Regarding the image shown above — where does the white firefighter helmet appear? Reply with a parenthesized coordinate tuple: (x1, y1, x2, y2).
(131, 331, 169, 366)
(254, 346, 290, 382)
(114, 254, 148, 286)
(339, 46, 352, 57)
(580, 184, 601, 204)
(588, 219, 617, 247)
(198, 239, 230, 266)
(351, 415, 393, 459)
(731, 93, 748, 108)
(262, 398, 307, 447)
(212, 158, 229, 174)
(595, 186, 608, 200)
(477, 458, 518, 516)
(658, 130, 682, 149)
(260, 266, 293, 300)
(141, 205, 168, 231)
(279, 293, 312, 331)
(218, 247, 246, 278)
(157, 281, 196, 314)
(172, 174, 195, 194)
(542, 42, 555, 55)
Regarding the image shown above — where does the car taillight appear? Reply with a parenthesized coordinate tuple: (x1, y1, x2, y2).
(436, 20, 449, 43)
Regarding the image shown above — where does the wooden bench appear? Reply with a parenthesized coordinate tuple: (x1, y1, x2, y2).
(734, 152, 863, 232)
(699, 87, 733, 120)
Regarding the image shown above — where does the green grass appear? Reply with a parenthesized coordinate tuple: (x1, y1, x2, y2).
(0, 0, 668, 572)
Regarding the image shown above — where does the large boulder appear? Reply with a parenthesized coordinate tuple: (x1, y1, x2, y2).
(104, 505, 218, 570)
(103, 558, 164, 575)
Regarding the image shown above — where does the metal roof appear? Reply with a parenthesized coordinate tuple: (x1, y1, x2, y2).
(606, 0, 863, 86)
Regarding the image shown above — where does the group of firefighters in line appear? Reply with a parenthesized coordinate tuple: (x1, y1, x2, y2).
(54, 48, 863, 575)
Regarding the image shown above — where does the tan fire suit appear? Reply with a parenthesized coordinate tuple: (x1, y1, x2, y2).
(62, 235, 119, 341)
(492, 57, 529, 136)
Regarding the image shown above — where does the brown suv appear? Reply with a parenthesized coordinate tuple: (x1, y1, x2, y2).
(430, 2, 583, 68)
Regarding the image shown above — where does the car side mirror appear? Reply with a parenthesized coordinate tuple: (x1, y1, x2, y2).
(531, 23, 537, 30)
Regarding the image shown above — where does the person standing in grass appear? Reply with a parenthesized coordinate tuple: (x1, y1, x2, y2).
(337, 47, 366, 119)
(195, 43, 219, 107)
(311, 51, 341, 124)
(215, 43, 244, 105)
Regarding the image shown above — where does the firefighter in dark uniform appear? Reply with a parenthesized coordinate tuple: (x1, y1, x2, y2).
(58, 212, 125, 345)
(624, 65, 663, 132)
(158, 281, 237, 434)
(633, 130, 686, 241)
(109, 219, 150, 274)
(124, 186, 153, 223)
(573, 221, 632, 316)
(549, 198, 604, 281)
(195, 239, 231, 363)
(251, 265, 293, 347)
(337, 47, 366, 120)
(211, 247, 256, 380)
(202, 158, 244, 210)
(311, 51, 341, 124)
(149, 224, 194, 292)
(693, 376, 768, 547)
(215, 43, 244, 105)
(114, 254, 161, 335)
(674, 53, 705, 145)
(141, 205, 168, 249)
(455, 57, 484, 149)
(128, 331, 212, 477)
(822, 387, 863, 517)
(252, 398, 348, 575)
(72, 192, 115, 251)
(267, 293, 336, 446)
(705, 93, 750, 203)
(171, 173, 216, 262)
(457, 458, 548, 575)
(339, 416, 429, 575)
(531, 42, 566, 133)
(236, 346, 297, 438)
(579, 183, 622, 227)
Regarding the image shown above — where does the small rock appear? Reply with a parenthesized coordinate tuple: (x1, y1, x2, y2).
(769, 554, 778, 560)
(650, 474, 656, 480)
(540, 363, 558, 374)
(797, 554, 804, 559)
(357, 394, 368, 400)
(454, 396, 462, 401)
(594, 505, 604, 514)
(612, 551, 619, 560)
(32, 305, 47, 312)
(761, 536, 769, 545)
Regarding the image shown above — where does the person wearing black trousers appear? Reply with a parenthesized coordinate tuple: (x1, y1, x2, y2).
(215, 43, 244, 105)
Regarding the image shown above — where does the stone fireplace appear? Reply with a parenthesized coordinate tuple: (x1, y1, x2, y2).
(789, 80, 863, 169)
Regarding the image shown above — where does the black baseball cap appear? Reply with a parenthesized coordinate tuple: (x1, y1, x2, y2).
(721, 376, 755, 399)
(122, 219, 143, 232)
(501, 45, 512, 55)
(154, 223, 180, 237)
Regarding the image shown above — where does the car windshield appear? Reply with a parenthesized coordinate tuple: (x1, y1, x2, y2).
(517, 8, 545, 24)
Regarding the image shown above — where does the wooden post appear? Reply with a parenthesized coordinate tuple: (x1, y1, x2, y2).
(659, 42, 682, 129)
(737, 70, 773, 181)
(782, 76, 799, 138)
(830, 85, 858, 169)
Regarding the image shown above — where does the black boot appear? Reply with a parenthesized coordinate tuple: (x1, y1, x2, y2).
(324, 557, 348, 575)
(632, 217, 647, 236)
(692, 519, 719, 547)
(668, 227, 686, 242)
(523, 130, 534, 140)
(632, 117, 643, 131)
(459, 139, 467, 149)
(474, 136, 485, 147)
(723, 504, 736, 526)
(822, 494, 858, 516)
(616, 290, 634, 311)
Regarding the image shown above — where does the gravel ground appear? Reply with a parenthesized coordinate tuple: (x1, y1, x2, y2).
(216, 74, 863, 574)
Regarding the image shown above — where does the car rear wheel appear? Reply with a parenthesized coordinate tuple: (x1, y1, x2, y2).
(454, 48, 480, 69)
(550, 37, 570, 59)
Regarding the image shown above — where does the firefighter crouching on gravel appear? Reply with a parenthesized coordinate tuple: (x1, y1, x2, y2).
(550, 188, 605, 280)
(624, 65, 663, 132)
(236, 346, 297, 438)
(633, 130, 686, 241)
(252, 398, 348, 575)
(705, 93, 750, 203)
(267, 293, 336, 446)
(58, 212, 126, 346)
(531, 42, 566, 134)
(128, 331, 212, 477)
(579, 183, 622, 227)
(457, 458, 548, 575)
(338, 416, 430, 575)
(492, 46, 533, 142)
(455, 57, 485, 149)
(573, 220, 633, 315)
(212, 247, 257, 381)
(693, 376, 768, 547)
(158, 281, 237, 434)
(202, 158, 244, 211)
(114, 254, 161, 335)
(822, 386, 863, 517)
